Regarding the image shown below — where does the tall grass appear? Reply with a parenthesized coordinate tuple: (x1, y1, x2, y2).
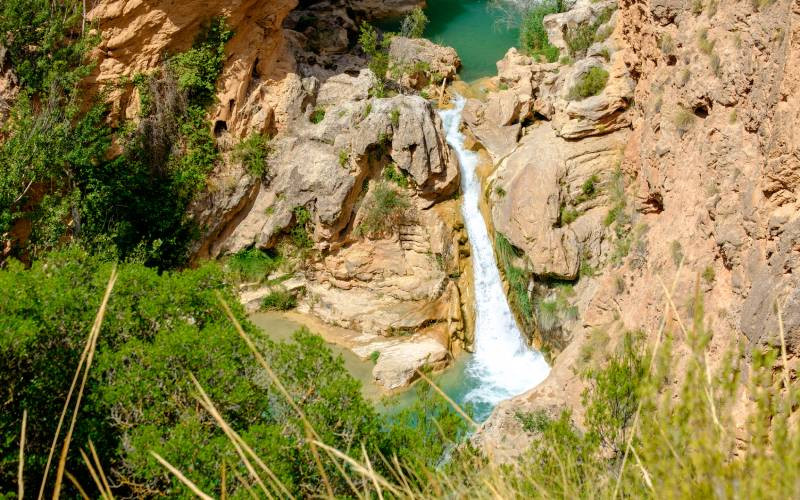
(15, 267, 800, 498)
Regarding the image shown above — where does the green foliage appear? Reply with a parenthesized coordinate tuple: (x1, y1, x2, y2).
(226, 247, 282, 283)
(234, 133, 272, 178)
(568, 66, 609, 100)
(400, 7, 429, 38)
(383, 381, 472, 475)
(357, 182, 410, 238)
(338, 149, 350, 168)
(359, 22, 391, 95)
(495, 232, 534, 328)
(581, 331, 645, 453)
(383, 164, 409, 188)
(495, 185, 507, 198)
(289, 206, 313, 249)
(169, 17, 233, 106)
(702, 265, 716, 283)
(309, 107, 326, 124)
(370, 350, 381, 364)
(261, 289, 297, 311)
(0, 0, 93, 97)
(564, 7, 615, 58)
(559, 205, 581, 226)
(390, 108, 401, 128)
(519, 0, 564, 62)
(1, 16, 233, 268)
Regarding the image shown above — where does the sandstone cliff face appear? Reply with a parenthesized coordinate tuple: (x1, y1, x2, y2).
(471, 0, 800, 460)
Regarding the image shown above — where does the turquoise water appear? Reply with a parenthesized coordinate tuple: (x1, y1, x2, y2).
(382, 0, 520, 82)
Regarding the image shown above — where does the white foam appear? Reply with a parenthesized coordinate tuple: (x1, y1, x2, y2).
(439, 96, 550, 405)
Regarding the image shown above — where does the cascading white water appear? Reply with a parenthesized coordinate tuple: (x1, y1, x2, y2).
(439, 96, 550, 406)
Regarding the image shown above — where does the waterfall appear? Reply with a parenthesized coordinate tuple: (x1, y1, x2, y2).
(439, 96, 550, 407)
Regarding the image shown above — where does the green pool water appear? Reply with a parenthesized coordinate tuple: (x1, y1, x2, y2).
(381, 0, 520, 82)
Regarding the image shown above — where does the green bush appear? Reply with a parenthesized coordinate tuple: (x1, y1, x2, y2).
(495, 232, 534, 328)
(234, 133, 272, 178)
(519, 0, 564, 62)
(564, 7, 614, 57)
(169, 17, 233, 106)
(357, 182, 410, 238)
(261, 289, 297, 310)
(226, 247, 282, 283)
(309, 107, 326, 124)
(289, 206, 314, 249)
(568, 66, 609, 100)
(400, 7, 429, 38)
(383, 163, 410, 188)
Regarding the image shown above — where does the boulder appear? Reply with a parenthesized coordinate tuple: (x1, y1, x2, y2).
(371, 336, 449, 389)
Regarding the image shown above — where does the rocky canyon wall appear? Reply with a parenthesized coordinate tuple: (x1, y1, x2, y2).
(84, 0, 469, 390)
(469, 0, 800, 460)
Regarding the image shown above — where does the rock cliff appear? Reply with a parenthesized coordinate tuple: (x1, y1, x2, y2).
(470, 0, 800, 460)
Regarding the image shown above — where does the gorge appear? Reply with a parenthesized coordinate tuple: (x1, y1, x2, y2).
(2, 0, 800, 496)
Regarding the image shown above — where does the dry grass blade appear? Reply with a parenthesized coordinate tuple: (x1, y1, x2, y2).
(189, 373, 287, 499)
(414, 369, 478, 429)
(231, 467, 259, 499)
(361, 443, 384, 500)
(18, 409, 27, 500)
(149, 452, 214, 500)
(310, 440, 402, 497)
(88, 440, 113, 499)
(79, 448, 109, 500)
(52, 266, 118, 499)
(64, 471, 90, 500)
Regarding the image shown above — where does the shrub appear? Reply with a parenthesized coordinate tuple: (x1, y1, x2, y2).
(309, 107, 326, 124)
(560, 205, 581, 226)
(670, 240, 684, 266)
(697, 28, 715, 55)
(289, 206, 313, 249)
(359, 22, 390, 93)
(226, 247, 282, 283)
(170, 17, 234, 106)
(338, 149, 350, 168)
(519, 0, 564, 62)
(400, 7, 428, 38)
(674, 107, 695, 136)
(702, 265, 716, 283)
(357, 182, 410, 238)
(383, 164, 409, 188)
(495, 232, 535, 329)
(568, 66, 609, 100)
(565, 7, 614, 57)
(233, 133, 272, 177)
(261, 289, 297, 310)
